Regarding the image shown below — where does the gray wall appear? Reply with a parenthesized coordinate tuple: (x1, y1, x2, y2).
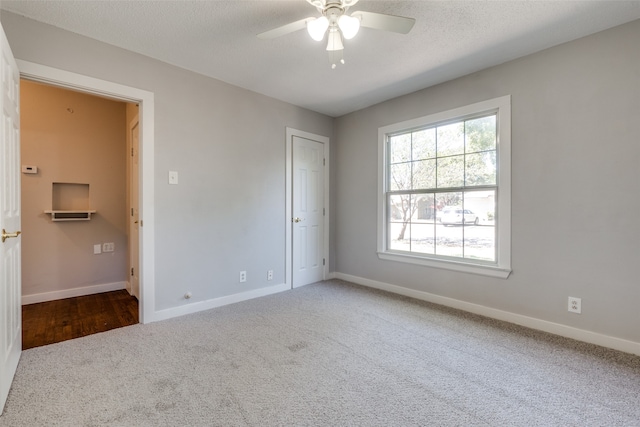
(4, 10, 639, 346)
(334, 20, 640, 344)
(2, 12, 333, 312)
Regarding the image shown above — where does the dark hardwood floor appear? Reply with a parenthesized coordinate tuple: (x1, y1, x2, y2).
(22, 290, 139, 350)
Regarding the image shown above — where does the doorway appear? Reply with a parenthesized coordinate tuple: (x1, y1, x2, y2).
(285, 128, 330, 289)
(18, 59, 155, 324)
(19, 80, 139, 344)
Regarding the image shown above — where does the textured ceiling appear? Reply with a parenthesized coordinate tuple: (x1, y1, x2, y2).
(2, 1, 640, 117)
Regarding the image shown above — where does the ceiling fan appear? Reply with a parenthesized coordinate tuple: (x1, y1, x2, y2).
(257, 0, 416, 68)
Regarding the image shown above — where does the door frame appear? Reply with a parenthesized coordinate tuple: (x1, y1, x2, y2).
(127, 115, 140, 299)
(285, 127, 330, 289)
(18, 60, 156, 324)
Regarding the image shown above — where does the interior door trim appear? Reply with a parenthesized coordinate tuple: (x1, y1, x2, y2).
(18, 60, 156, 324)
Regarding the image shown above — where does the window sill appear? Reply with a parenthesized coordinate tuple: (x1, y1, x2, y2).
(377, 251, 511, 279)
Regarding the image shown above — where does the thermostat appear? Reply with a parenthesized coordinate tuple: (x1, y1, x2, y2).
(22, 165, 38, 174)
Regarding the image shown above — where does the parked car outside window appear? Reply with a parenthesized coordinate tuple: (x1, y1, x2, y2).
(440, 207, 479, 226)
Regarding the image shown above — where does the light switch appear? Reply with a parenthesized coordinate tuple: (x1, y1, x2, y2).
(168, 171, 179, 185)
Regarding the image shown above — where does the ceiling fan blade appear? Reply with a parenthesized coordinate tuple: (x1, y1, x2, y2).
(257, 18, 312, 40)
(351, 11, 415, 34)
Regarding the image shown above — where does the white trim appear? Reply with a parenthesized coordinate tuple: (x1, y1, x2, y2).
(377, 95, 512, 278)
(378, 252, 511, 279)
(153, 283, 290, 322)
(17, 60, 156, 324)
(127, 114, 141, 300)
(22, 281, 127, 305)
(285, 127, 330, 289)
(334, 272, 640, 357)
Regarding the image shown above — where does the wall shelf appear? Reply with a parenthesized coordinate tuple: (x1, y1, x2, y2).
(44, 210, 97, 221)
(46, 182, 95, 221)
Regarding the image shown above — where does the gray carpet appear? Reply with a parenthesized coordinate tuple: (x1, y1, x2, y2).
(2, 280, 639, 426)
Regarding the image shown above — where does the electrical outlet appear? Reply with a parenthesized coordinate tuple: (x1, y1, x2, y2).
(267, 270, 273, 281)
(103, 242, 115, 252)
(239, 271, 247, 283)
(568, 297, 581, 314)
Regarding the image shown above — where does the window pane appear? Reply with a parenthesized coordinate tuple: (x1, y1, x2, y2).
(463, 222, 495, 261)
(415, 193, 436, 221)
(390, 163, 411, 191)
(435, 192, 463, 257)
(389, 134, 411, 164)
(389, 194, 410, 222)
(465, 151, 496, 186)
(463, 191, 496, 262)
(463, 190, 495, 224)
(390, 194, 413, 244)
(411, 194, 435, 254)
(437, 122, 464, 157)
(435, 192, 462, 219)
(389, 194, 411, 251)
(434, 192, 463, 257)
(437, 155, 464, 188)
(465, 115, 496, 153)
(389, 223, 411, 251)
(411, 223, 435, 254)
(413, 128, 436, 160)
(435, 220, 463, 258)
(412, 159, 436, 189)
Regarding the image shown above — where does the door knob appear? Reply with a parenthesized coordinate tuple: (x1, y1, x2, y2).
(292, 217, 303, 223)
(2, 229, 21, 243)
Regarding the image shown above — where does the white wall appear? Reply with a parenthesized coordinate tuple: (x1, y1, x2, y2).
(21, 81, 128, 302)
(1, 12, 334, 313)
(333, 20, 640, 348)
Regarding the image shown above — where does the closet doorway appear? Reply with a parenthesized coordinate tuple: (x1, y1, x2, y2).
(20, 80, 141, 346)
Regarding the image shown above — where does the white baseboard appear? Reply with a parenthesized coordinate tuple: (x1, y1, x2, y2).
(22, 281, 127, 305)
(334, 272, 640, 357)
(152, 282, 291, 322)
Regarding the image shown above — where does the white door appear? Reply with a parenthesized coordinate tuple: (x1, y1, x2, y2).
(129, 118, 140, 299)
(0, 23, 22, 413)
(292, 136, 324, 288)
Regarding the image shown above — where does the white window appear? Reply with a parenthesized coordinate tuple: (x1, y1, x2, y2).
(377, 96, 511, 278)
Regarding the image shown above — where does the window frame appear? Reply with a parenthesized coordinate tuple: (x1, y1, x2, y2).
(377, 96, 511, 278)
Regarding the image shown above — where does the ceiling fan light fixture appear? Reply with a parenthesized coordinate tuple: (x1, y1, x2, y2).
(338, 14, 360, 40)
(326, 28, 344, 51)
(260, 0, 415, 69)
(307, 16, 329, 41)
